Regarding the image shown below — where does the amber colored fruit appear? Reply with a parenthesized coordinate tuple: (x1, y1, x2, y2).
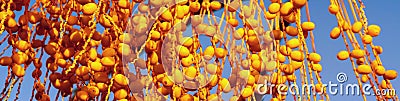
(362, 35, 373, 44)
(351, 49, 364, 59)
(293, 0, 307, 8)
(218, 78, 231, 93)
(290, 50, 304, 62)
(279, 46, 292, 56)
(228, 19, 239, 27)
(330, 27, 341, 39)
(286, 38, 300, 49)
(328, 4, 339, 14)
(6, 18, 17, 28)
(180, 94, 194, 101)
(315, 84, 325, 92)
(88, 86, 100, 97)
(114, 89, 128, 100)
(114, 74, 128, 86)
(70, 31, 83, 43)
(0, 57, 12, 66)
(309, 53, 321, 63)
(361, 75, 368, 83)
(77, 90, 89, 100)
(99, 14, 113, 28)
(357, 65, 372, 74)
(210, 1, 221, 10)
(384, 70, 398, 80)
(278, 53, 286, 63)
(301, 22, 315, 31)
(162, 76, 174, 87)
(381, 80, 388, 89)
(189, 2, 201, 12)
(268, 3, 280, 14)
(12, 52, 28, 65)
(184, 66, 197, 80)
(271, 30, 283, 40)
(367, 25, 381, 37)
(374, 65, 386, 76)
(178, 46, 190, 58)
(90, 61, 103, 72)
(286, 26, 299, 36)
(233, 28, 245, 40)
(352, 21, 363, 33)
(12, 64, 25, 77)
(101, 57, 115, 67)
(374, 46, 383, 54)
(265, 11, 276, 20)
(214, 48, 227, 58)
(76, 66, 90, 76)
(118, 0, 129, 9)
(337, 50, 349, 60)
(160, 9, 173, 22)
(241, 86, 253, 98)
(206, 64, 218, 75)
(181, 54, 194, 67)
(312, 63, 322, 72)
(83, 3, 97, 15)
(280, 2, 294, 16)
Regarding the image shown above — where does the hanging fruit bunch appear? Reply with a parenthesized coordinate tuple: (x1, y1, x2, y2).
(328, 0, 398, 100)
(0, 0, 397, 101)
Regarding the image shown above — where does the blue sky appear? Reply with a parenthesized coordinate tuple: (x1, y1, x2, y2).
(0, 0, 399, 101)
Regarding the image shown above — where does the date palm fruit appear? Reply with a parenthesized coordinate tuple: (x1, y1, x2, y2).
(361, 75, 368, 83)
(290, 50, 304, 62)
(352, 21, 362, 33)
(337, 50, 349, 60)
(118, 0, 129, 9)
(302, 22, 315, 31)
(228, 19, 239, 27)
(350, 49, 364, 59)
(210, 1, 221, 10)
(241, 86, 253, 98)
(206, 64, 218, 75)
(218, 78, 231, 93)
(293, 0, 307, 8)
(114, 74, 129, 86)
(362, 35, 373, 44)
(280, 2, 294, 16)
(287, 38, 300, 49)
(328, 4, 339, 14)
(357, 65, 372, 74)
(286, 26, 299, 36)
(265, 11, 277, 20)
(279, 46, 292, 56)
(12, 64, 25, 77)
(184, 66, 197, 80)
(367, 25, 381, 37)
(268, 3, 280, 14)
(178, 45, 190, 58)
(114, 89, 128, 100)
(330, 27, 341, 39)
(312, 63, 322, 72)
(0, 57, 13, 66)
(77, 90, 89, 100)
(309, 53, 321, 63)
(162, 76, 174, 87)
(214, 48, 227, 58)
(384, 70, 398, 80)
(83, 3, 97, 15)
(374, 65, 386, 76)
